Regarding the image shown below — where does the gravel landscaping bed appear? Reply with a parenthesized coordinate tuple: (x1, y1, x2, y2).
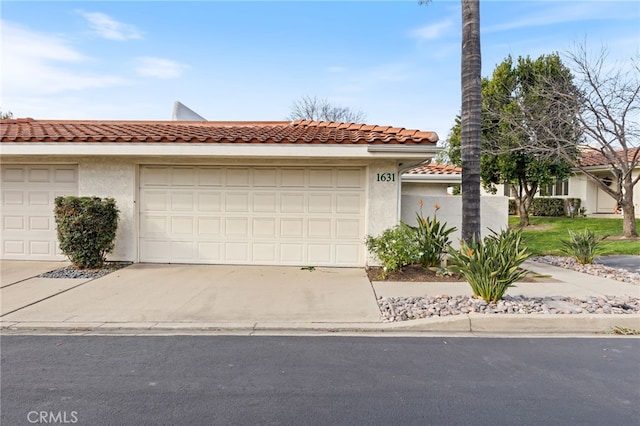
(378, 294, 640, 322)
(37, 262, 131, 279)
(532, 255, 640, 285)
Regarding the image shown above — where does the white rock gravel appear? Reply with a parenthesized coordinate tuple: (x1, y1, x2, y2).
(378, 294, 640, 322)
(532, 255, 640, 285)
(379, 257, 640, 322)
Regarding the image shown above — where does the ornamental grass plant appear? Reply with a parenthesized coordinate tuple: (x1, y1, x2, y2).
(408, 203, 456, 268)
(447, 228, 530, 302)
(560, 229, 604, 264)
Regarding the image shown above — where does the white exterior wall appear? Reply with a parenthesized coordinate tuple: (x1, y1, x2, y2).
(401, 194, 509, 249)
(402, 181, 451, 196)
(1, 156, 408, 265)
(78, 159, 136, 261)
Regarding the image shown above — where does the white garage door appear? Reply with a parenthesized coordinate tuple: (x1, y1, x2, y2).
(1, 165, 78, 260)
(139, 166, 366, 266)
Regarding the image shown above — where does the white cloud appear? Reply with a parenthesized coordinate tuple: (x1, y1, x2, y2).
(1, 20, 130, 96)
(79, 11, 143, 41)
(483, 2, 638, 34)
(411, 19, 453, 40)
(134, 57, 188, 79)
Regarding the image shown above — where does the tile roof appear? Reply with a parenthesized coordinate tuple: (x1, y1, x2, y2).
(0, 118, 439, 145)
(405, 162, 462, 175)
(579, 148, 639, 168)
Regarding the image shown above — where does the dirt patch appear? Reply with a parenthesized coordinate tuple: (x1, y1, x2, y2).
(366, 264, 558, 283)
(366, 264, 463, 282)
(603, 235, 640, 241)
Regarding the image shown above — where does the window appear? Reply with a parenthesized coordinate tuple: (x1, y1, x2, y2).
(540, 179, 568, 196)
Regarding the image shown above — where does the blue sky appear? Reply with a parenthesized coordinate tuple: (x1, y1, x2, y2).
(1, 1, 638, 141)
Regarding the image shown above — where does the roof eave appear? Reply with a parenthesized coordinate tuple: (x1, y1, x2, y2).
(0, 142, 440, 160)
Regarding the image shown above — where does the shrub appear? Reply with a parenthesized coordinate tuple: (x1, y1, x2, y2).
(531, 198, 566, 217)
(408, 205, 456, 268)
(561, 229, 604, 264)
(54, 196, 119, 269)
(447, 228, 530, 302)
(365, 223, 419, 278)
(508, 199, 517, 216)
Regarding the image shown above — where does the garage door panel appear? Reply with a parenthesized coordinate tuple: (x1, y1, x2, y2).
(336, 194, 362, 214)
(253, 243, 277, 262)
(226, 242, 249, 261)
(225, 218, 249, 236)
(141, 215, 168, 236)
(141, 191, 168, 211)
(171, 167, 196, 186)
(139, 166, 365, 266)
(227, 168, 250, 186)
(1, 165, 77, 260)
(197, 242, 221, 261)
(29, 168, 50, 182)
(308, 244, 332, 263)
(170, 217, 194, 235)
(254, 169, 277, 187)
(54, 168, 77, 183)
(253, 193, 277, 212)
(253, 218, 276, 237)
(226, 193, 250, 212)
(281, 193, 304, 213)
(308, 193, 332, 213)
(281, 218, 303, 238)
(197, 217, 221, 236)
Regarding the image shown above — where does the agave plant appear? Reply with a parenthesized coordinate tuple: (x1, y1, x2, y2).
(448, 228, 530, 302)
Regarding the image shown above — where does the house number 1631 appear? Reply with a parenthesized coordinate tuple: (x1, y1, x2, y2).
(376, 173, 396, 182)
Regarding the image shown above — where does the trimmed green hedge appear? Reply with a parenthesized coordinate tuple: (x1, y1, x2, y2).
(509, 197, 582, 217)
(54, 196, 119, 269)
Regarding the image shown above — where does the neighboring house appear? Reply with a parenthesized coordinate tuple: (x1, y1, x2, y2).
(400, 161, 508, 247)
(0, 118, 440, 266)
(494, 148, 640, 217)
(569, 148, 640, 217)
(401, 162, 462, 196)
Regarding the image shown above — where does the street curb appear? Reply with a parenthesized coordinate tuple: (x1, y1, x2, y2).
(1, 314, 639, 335)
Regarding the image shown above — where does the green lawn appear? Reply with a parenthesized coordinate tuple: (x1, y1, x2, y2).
(508, 216, 640, 256)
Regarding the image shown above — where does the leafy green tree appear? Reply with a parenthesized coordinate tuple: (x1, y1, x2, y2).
(1, 109, 13, 119)
(447, 54, 580, 227)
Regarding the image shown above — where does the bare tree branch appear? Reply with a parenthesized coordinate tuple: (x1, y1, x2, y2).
(286, 95, 366, 123)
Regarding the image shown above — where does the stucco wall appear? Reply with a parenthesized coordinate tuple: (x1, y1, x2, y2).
(78, 159, 136, 261)
(401, 195, 509, 249)
(401, 181, 451, 196)
(365, 161, 403, 263)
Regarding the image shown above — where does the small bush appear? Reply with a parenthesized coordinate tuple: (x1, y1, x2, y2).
(561, 229, 604, 264)
(531, 198, 566, 217)
(508, 199, 517, 216)
(447, 228, 530, 302)
(366, 223, 419, 278)
(408, 205, 456, 268)
(54, 196, 119, 269)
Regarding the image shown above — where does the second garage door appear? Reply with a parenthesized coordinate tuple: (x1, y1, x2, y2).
(139, 166, 366, 266)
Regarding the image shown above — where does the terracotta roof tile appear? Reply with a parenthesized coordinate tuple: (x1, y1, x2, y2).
(579, 148, 639, 167)
(406, 162, 462, 175)
(0, 118, 439, 145)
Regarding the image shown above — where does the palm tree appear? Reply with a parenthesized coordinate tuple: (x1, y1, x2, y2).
(421, 0, 482, 242)
(459, 0, 482, 243)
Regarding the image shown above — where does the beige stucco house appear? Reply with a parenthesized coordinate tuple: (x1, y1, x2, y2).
(492, 148, 640, 217)
(0, 118, 441, 267)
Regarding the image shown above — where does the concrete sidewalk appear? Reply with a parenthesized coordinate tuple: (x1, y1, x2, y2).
(1, 260, 639, 335)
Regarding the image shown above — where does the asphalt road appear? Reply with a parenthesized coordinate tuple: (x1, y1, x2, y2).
(1, 336, 638, 425)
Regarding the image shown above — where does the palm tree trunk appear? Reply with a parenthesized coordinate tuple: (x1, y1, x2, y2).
(460, 0, 482, 243)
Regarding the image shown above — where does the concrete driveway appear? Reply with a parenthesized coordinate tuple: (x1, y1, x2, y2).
(0, 262, 381, 325)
